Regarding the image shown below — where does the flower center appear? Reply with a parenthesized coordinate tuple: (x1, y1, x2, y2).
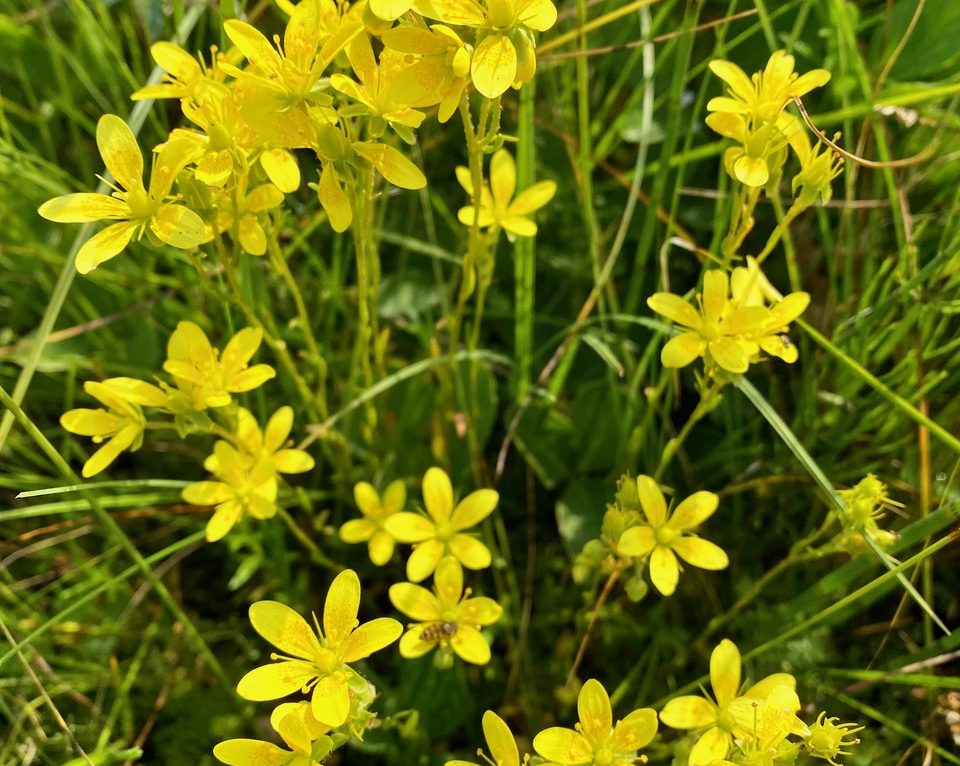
(653, 525, 678, 546)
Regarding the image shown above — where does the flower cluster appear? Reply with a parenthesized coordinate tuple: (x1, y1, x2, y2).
(449, 680, 658, 766)
(706, 50, 833, 192)
(215, 569, 402, 764)
(340, 467, 503, 666)
(830, 474, 900, 554)
(61, 320, 313, 541)
(38, 0, 558, 273)
(660, 640, 862, 766)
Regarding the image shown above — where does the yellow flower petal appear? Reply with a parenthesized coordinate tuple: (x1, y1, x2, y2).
(340, 617, 403, 662)
(151, 204, 205, 250)
(672, 536, 728, 570)
(659, 695, 717, 730)
(237, 661, 316, 701)
(222, 327, 263, 371)
(734, 155, 769, 187)
(96, 114, 144, 192)
(311, 672, 350, 727)
(422, 467, 454, 522)
(213, 739, 290, 766)
(577, 679, 612, 743)
(449, 534, 492, 570)
(650, 545, 679, 596)
(689, 726, 732, 766)
(533, 726, 593, 764)
(489, 149, 516, 211)
(260, 149, 300, 193)
(647, 293, 701, 328)
(450, 624, 490, 664)
(323, 569, 360, 649)
(451, 488, 498, 530)
(248, 183, 285, 213)
(340, 518, 377, 544)
(151, 41, 202, 82)
(708, 60, 754, 103)
(618, 525, 655, 557)
(509, 180, 557, 216)
(224, 20, 282, 74)
(352, 142, 426, 190)
(702, 270, 729, 325)
(390, 582, 443, 622)
(229, 364, 277, 393)
(744, 672, 796, 700)
(354, 482, 381, 517)
(182, 481, 233, 506)
(206, 501, 242, 541)
(471, 33, 516, 99)
(264, 406, 293, 451)
(384, 512, 435, 542)
(39, 193, 129, 223)
(318, 163, 353, 232)
(636, 475, 667, 526)
(248, 601, 322, 660)
(518, 0, 557, 31)
(481, 711, 519, 766)
(610, 707, 658, 751)
(369, 0, 414, 20)
(399, 626, 435, 658)
(501, 216, 537, 237)
(669, 491, 720, 530)
(75, 221, 138, 274)
(238, 215, 267, 256)
(661, 332, 705, 368)
(406, 539, 446, 582)
(457, 596, 502, 626)
(710, 639, 741, 708)
(383, 479, 406, 513)
(61, 408, 123, 437)
(81, 425, 138, 477)
(708, 337, 750, 374)
(769, 292, 810, 326)
(435, 555, 464, 605)
(368, 530, 395, 566)
(274, 449, 314, 474)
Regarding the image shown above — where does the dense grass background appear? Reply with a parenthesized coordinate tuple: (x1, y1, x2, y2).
(2, 0, 960, 764)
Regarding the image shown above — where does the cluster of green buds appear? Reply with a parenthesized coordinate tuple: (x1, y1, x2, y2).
(831, 474, 899, 554)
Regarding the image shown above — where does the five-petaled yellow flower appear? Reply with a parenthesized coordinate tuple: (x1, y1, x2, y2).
(457, 149, 556, 239)
(205, 407, 315, 477)
(162, 321, 276, 411)
(708, 50, 830, 126)
(659, 639, 797, 765)
(616, 475, 728, 596)
(38, 114, 205, 274)
(236, 570, 402, 727)
(648, 270, 809, 374)
(61, 378, 167, 478)
(390, 556, 502, 665)
(385, 467, 498, 582)
(446, 710, 522, 766)
(339, 480, 406, 566)
(533, 678, 658, 765)
(182, 441, 279, 541)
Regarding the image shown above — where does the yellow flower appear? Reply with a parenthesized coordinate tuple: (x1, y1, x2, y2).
(214, 700, 332, 766)
(413, 0, 558, 97)
(647, 270, 809, 374)
(38, 115, 205, 274)
(659, 639, 797, 765)
(705, 112, 798, 188)
(235, 571, 402, 727)
(339, 480, 406, 566)
(382, 23, 471, 123)
(162, 321, 275, 410)
(456, 148, 556, 238)
(385, 467, 498, 582)
(215, 179, 285, 256)
(533, 679, 658, 765)
(446, 710, 521, 766)
(61, 378, 167, 478)
(222, 3, 361, 107)
(182, 441, 279, 541)
(330, 37, 426, 134)
(390, 556, 502, 665)
(728, 684, 810, 758)
(206, 407, 315, 476)
(131, 42, 228, 103)
(708, 50, 830, 126)
(616, 476, 727, 596)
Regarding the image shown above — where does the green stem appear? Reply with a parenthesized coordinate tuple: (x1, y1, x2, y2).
(653, 385, 719, 481)
(276, 506, 340, 572)
(755, 199, 806, 266)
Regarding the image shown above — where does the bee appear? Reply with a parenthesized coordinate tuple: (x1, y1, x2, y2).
(419, 620, 458, 643)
